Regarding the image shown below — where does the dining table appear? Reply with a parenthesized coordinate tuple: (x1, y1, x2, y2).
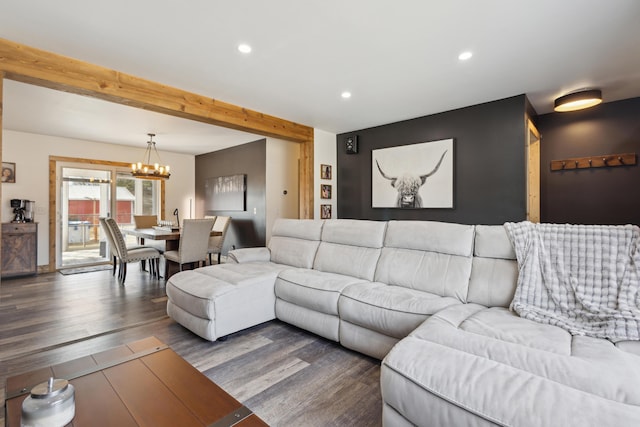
(123, 226, 221, 251)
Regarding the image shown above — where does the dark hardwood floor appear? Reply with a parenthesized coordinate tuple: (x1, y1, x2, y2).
(0, 266, 382, 426)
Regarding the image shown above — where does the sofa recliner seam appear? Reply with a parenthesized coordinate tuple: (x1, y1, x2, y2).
(339, 289, 460, 317)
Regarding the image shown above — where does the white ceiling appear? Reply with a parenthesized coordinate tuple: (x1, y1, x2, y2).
(3, 81, 264, 154)
(1, 0, 640, 155)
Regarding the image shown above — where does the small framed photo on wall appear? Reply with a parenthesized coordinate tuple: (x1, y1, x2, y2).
(321, 204, 332, 219)
(320, 184, 332, 199)
(2, 162, 16, 183)
(320, 164, 332, 180)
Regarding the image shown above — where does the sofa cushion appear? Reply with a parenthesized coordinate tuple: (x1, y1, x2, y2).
(473, 224, 516, 259)
(616, 340, 640, 357)
(313, 219, 387, 281)
(467, 257, 518, 308)
(340, 320, 401, 360)
(314, 243, 382, 281)
(166, 271, 235, 319)
(420, 305, 572, 354)
(276, 299, 340, 341)
(375, 247, 473, 302)
(414, 305, 640, 387)
(339, 282, 461, 339)
(275, 268, 367, 315)
(382, 303, 640, 426)
(166, 264, 277, 341)
(167, 301, 216, 341)
(227, 247, 271, 263)
(467, 225, 518, 307)
(194, 262, 284, 287)
(383, 220, 475, 257)
(268, 219, 324, 268)
(375, 220, 474, 301)
(167, 263, 281, 319)
(272, 218, 324, 240)
(320, 218, 387, 248)
(269, 236, 320, 268)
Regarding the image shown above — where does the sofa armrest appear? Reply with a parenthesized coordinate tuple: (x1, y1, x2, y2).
(227, 247, 271, 263)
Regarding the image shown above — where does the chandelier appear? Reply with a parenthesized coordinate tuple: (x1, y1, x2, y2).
(131, 133, 171, 180)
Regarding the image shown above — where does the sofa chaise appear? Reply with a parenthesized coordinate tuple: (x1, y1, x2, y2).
(166, 218, 640, 426)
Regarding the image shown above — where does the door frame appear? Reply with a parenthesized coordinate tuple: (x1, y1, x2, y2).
(59, 163, 113, 268)
(525, 120, 541, 222)
(48, 156, 166, 272)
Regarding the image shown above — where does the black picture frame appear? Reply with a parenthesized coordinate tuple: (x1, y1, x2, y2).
(320, 164, 332, 180)
(320, 184, 332, 199)
(372, 138, 454, 209)
(2, 162, 16, 183)
(320, 204, 332, 219)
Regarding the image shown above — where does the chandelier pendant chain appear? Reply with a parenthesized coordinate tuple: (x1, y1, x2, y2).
(151, 140, 164, 167)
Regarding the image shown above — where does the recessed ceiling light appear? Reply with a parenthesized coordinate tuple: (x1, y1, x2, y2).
(238, 44, 252, 54)
(458, 51, 473, 61)
(341, 91, 352, 99)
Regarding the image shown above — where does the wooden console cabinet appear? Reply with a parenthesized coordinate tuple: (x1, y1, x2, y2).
(1, 222, 38, 278)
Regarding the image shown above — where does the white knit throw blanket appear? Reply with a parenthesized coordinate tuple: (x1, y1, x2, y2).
(504, 221, 640, 341)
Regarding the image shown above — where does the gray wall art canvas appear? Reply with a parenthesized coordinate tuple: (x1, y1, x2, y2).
(205, 174, 246, 211)
(372, 138, 453, 208)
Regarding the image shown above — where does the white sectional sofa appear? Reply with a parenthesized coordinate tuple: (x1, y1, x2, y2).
(166, 218, 640, 426)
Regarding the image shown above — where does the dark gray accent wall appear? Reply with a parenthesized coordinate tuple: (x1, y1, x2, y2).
(195, 139, 267, 254)
(538, 97, 640, 225)
(337, 95, 529, 224)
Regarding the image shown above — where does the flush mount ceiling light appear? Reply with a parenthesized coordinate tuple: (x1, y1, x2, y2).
(458, 51, 473, 61)
(131, 133, 170, 180)
(341, 91, 352, 99)
(554, 89, 602, 112)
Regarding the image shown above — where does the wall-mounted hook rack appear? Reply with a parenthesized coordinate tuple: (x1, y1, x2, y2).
(550, 152, 636, 171)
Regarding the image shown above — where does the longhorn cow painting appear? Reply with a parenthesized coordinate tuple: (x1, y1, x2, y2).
(372, 138, 454, 208)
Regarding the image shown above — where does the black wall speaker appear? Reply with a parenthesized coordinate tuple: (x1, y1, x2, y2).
(345, 135, 359, 154)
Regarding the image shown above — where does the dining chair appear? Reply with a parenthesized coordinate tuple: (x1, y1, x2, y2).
(100, 217, 149, 274)
(207, 216, 231, 265)
(99, 217, 119, 276)
(133, 215, 158, 260)
(133, 215, 158, 229)
(105, 217, 161, 283)
(203, 215, 217, 262)
(163, 218, 215, 278)
(133, 214, 165, 264)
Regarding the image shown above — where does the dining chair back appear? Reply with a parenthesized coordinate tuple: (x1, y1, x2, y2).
(104, 217, 161, 283)
(99, 217, 118, 276)
(133, 214, 165, 254)
(207, 216, 232, 264)
(105, 217, 130, 259)
(133, 215, 158, 229)
(163, 218, 215, 278)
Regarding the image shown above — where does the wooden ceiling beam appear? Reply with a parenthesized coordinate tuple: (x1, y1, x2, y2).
(0, 38, 313, 143)
(0, 38, 314, 218)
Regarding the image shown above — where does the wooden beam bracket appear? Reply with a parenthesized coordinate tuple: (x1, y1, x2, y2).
(550, 152, 636, 171)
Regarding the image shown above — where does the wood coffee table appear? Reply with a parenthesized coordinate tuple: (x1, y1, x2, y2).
(5, 337, 267, 427)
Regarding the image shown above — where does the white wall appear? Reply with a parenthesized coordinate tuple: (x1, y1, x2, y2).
(314, 129, 337, 219)
(265, 137, 300, 241)
(1, 130, 195, 266)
